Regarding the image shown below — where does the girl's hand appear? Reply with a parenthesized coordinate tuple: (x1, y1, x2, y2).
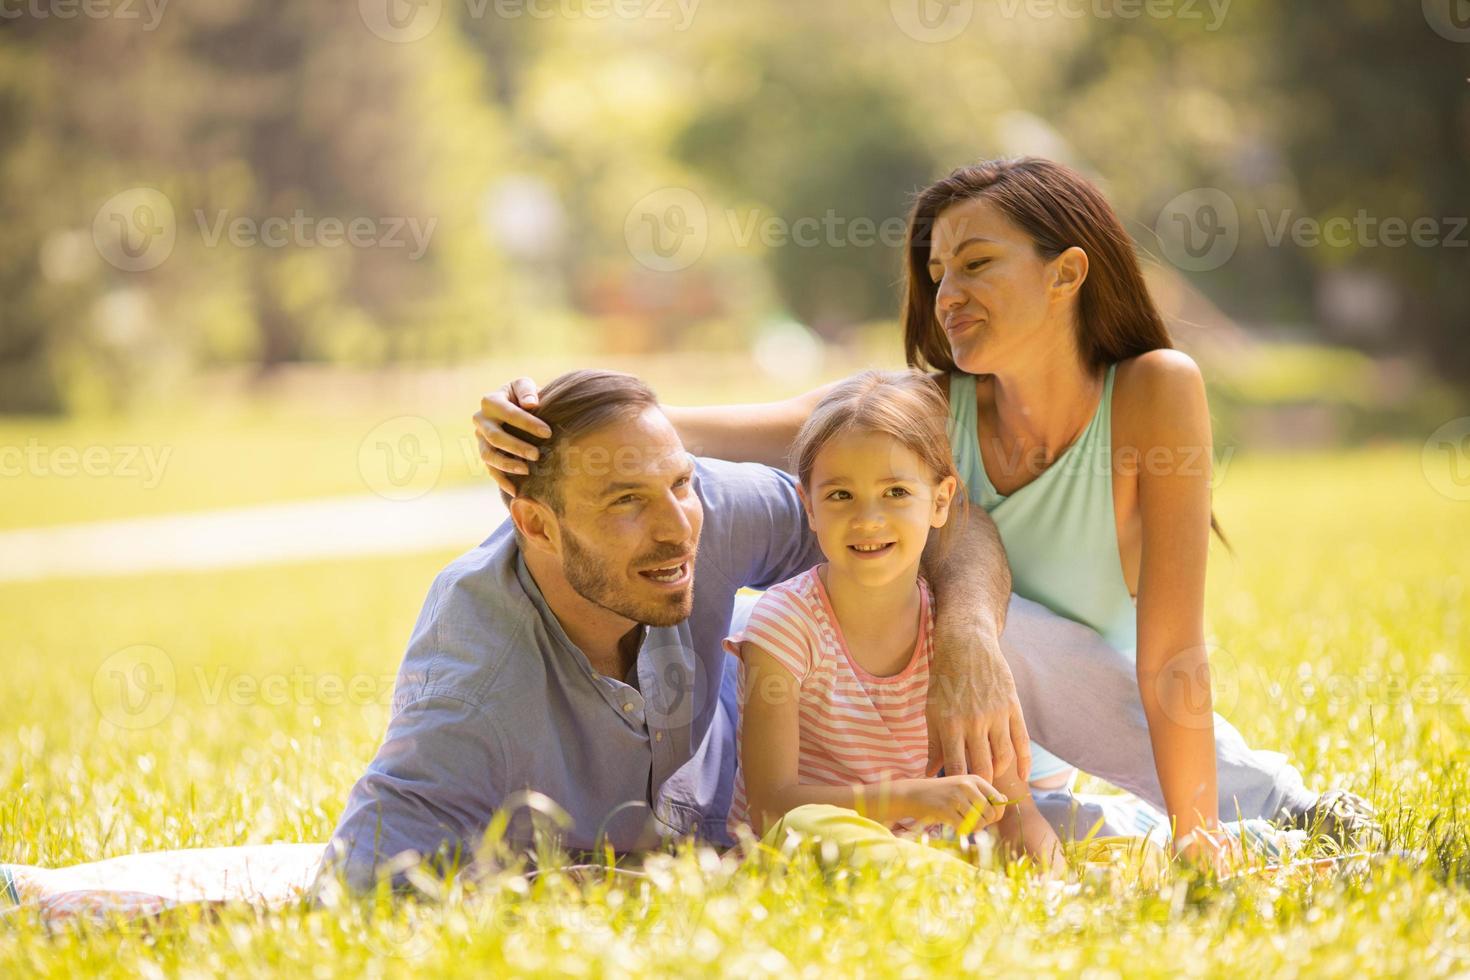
(1008, 799, 1067, 876)
(895, 775, 1010, 831)
(472, 377, 552, 496)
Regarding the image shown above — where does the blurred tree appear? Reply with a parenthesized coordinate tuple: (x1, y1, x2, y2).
(0, 2, 512, 411)
(674, 24, 936, 333)
(0, 29, 74, 412)
(1268, 0, 1470, 387)
(2, 0, 1464, 413)
(1046, 2, 1469, 390)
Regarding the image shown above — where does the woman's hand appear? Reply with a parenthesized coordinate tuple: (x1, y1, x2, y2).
(892, 775, 1011, 832)
(1172, 825, 1244, 877)
(472, 377, 552, 496)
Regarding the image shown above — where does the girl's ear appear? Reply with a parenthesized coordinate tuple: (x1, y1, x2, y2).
(797, 482, 815, 524)
(931, 475, 958, 528)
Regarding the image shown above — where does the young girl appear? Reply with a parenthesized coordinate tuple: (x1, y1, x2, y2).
(723, 369, 1064, 869)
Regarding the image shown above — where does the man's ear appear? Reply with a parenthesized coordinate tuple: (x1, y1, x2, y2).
(931, 475, 958, 528)
(1049, 245, 1089, 301)
(510, 496, 560, 556)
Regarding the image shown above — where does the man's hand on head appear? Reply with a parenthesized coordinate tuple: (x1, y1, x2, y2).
(926, 625, 1032, 785)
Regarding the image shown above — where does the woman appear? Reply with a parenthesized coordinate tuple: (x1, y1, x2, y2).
(474, 157, 1377, 867)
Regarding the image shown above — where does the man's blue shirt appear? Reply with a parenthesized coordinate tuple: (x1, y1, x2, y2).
(323, 457, 823, 888)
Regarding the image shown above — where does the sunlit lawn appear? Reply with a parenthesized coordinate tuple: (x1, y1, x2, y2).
(0, 411, 486, 531)
(1, 443, 1467, 976)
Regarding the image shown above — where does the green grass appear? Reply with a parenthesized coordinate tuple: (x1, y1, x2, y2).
(2, 446, 1468, 976)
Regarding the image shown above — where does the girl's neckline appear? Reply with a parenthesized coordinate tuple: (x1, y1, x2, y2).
(969, 363, 1113, 501)
(811, 564, 928, 685)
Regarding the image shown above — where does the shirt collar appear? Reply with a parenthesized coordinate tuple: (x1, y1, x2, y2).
(513, 549, 647, 680)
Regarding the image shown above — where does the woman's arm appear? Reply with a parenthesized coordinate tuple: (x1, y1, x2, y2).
(738, 643, 1007, 837)
(654, 382, 842, 469)
(1124, 350, 1222, 855)
(664, 370, 954, 476)
(473, 378, 839, 495)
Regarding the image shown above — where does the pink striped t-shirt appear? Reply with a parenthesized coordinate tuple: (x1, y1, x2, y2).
(723, 566, 936, 837)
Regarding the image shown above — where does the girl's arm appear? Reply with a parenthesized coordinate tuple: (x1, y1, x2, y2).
(1123, 350, 1222, 859)
(986, 757, 1066, 869)
(738, 643, 1008, 837)
(740, 641, 909, 834)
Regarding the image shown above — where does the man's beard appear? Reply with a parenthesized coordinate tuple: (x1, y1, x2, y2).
(560, 524, 695, 627)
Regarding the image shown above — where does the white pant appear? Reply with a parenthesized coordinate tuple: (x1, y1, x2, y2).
(729, 590, 1317, 839)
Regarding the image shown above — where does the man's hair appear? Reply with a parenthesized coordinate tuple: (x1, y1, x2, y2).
(500, 369, 661, 514)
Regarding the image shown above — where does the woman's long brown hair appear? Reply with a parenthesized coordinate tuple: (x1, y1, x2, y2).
(900, 157, 1227, 546)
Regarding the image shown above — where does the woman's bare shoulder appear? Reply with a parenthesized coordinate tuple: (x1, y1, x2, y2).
(1113, 349, 1208, 442)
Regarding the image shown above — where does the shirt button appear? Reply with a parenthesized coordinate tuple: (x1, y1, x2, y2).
(623, 702, 634, 712)
(655, 731, 664, 742)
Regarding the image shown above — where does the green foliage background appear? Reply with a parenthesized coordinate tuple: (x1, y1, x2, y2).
(3, 0, 1466, 412)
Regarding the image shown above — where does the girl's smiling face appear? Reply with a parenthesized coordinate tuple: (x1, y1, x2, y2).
(799, 430, 957, 588)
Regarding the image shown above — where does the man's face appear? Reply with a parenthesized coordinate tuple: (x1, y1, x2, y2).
(551, 408, 703, 627)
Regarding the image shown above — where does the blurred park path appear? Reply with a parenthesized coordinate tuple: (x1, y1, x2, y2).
(0, 487, 506, 584)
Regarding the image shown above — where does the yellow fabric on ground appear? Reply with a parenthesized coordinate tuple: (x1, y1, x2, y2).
(750, 803, 1168, 886)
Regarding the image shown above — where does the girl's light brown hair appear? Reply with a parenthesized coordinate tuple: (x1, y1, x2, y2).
(790, 369, 967, 538)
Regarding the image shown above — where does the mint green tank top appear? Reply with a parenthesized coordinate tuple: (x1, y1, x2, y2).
(947, 363, 1136, 780)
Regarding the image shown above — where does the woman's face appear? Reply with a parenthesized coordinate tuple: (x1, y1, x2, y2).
(926, 196, 1079, 376)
